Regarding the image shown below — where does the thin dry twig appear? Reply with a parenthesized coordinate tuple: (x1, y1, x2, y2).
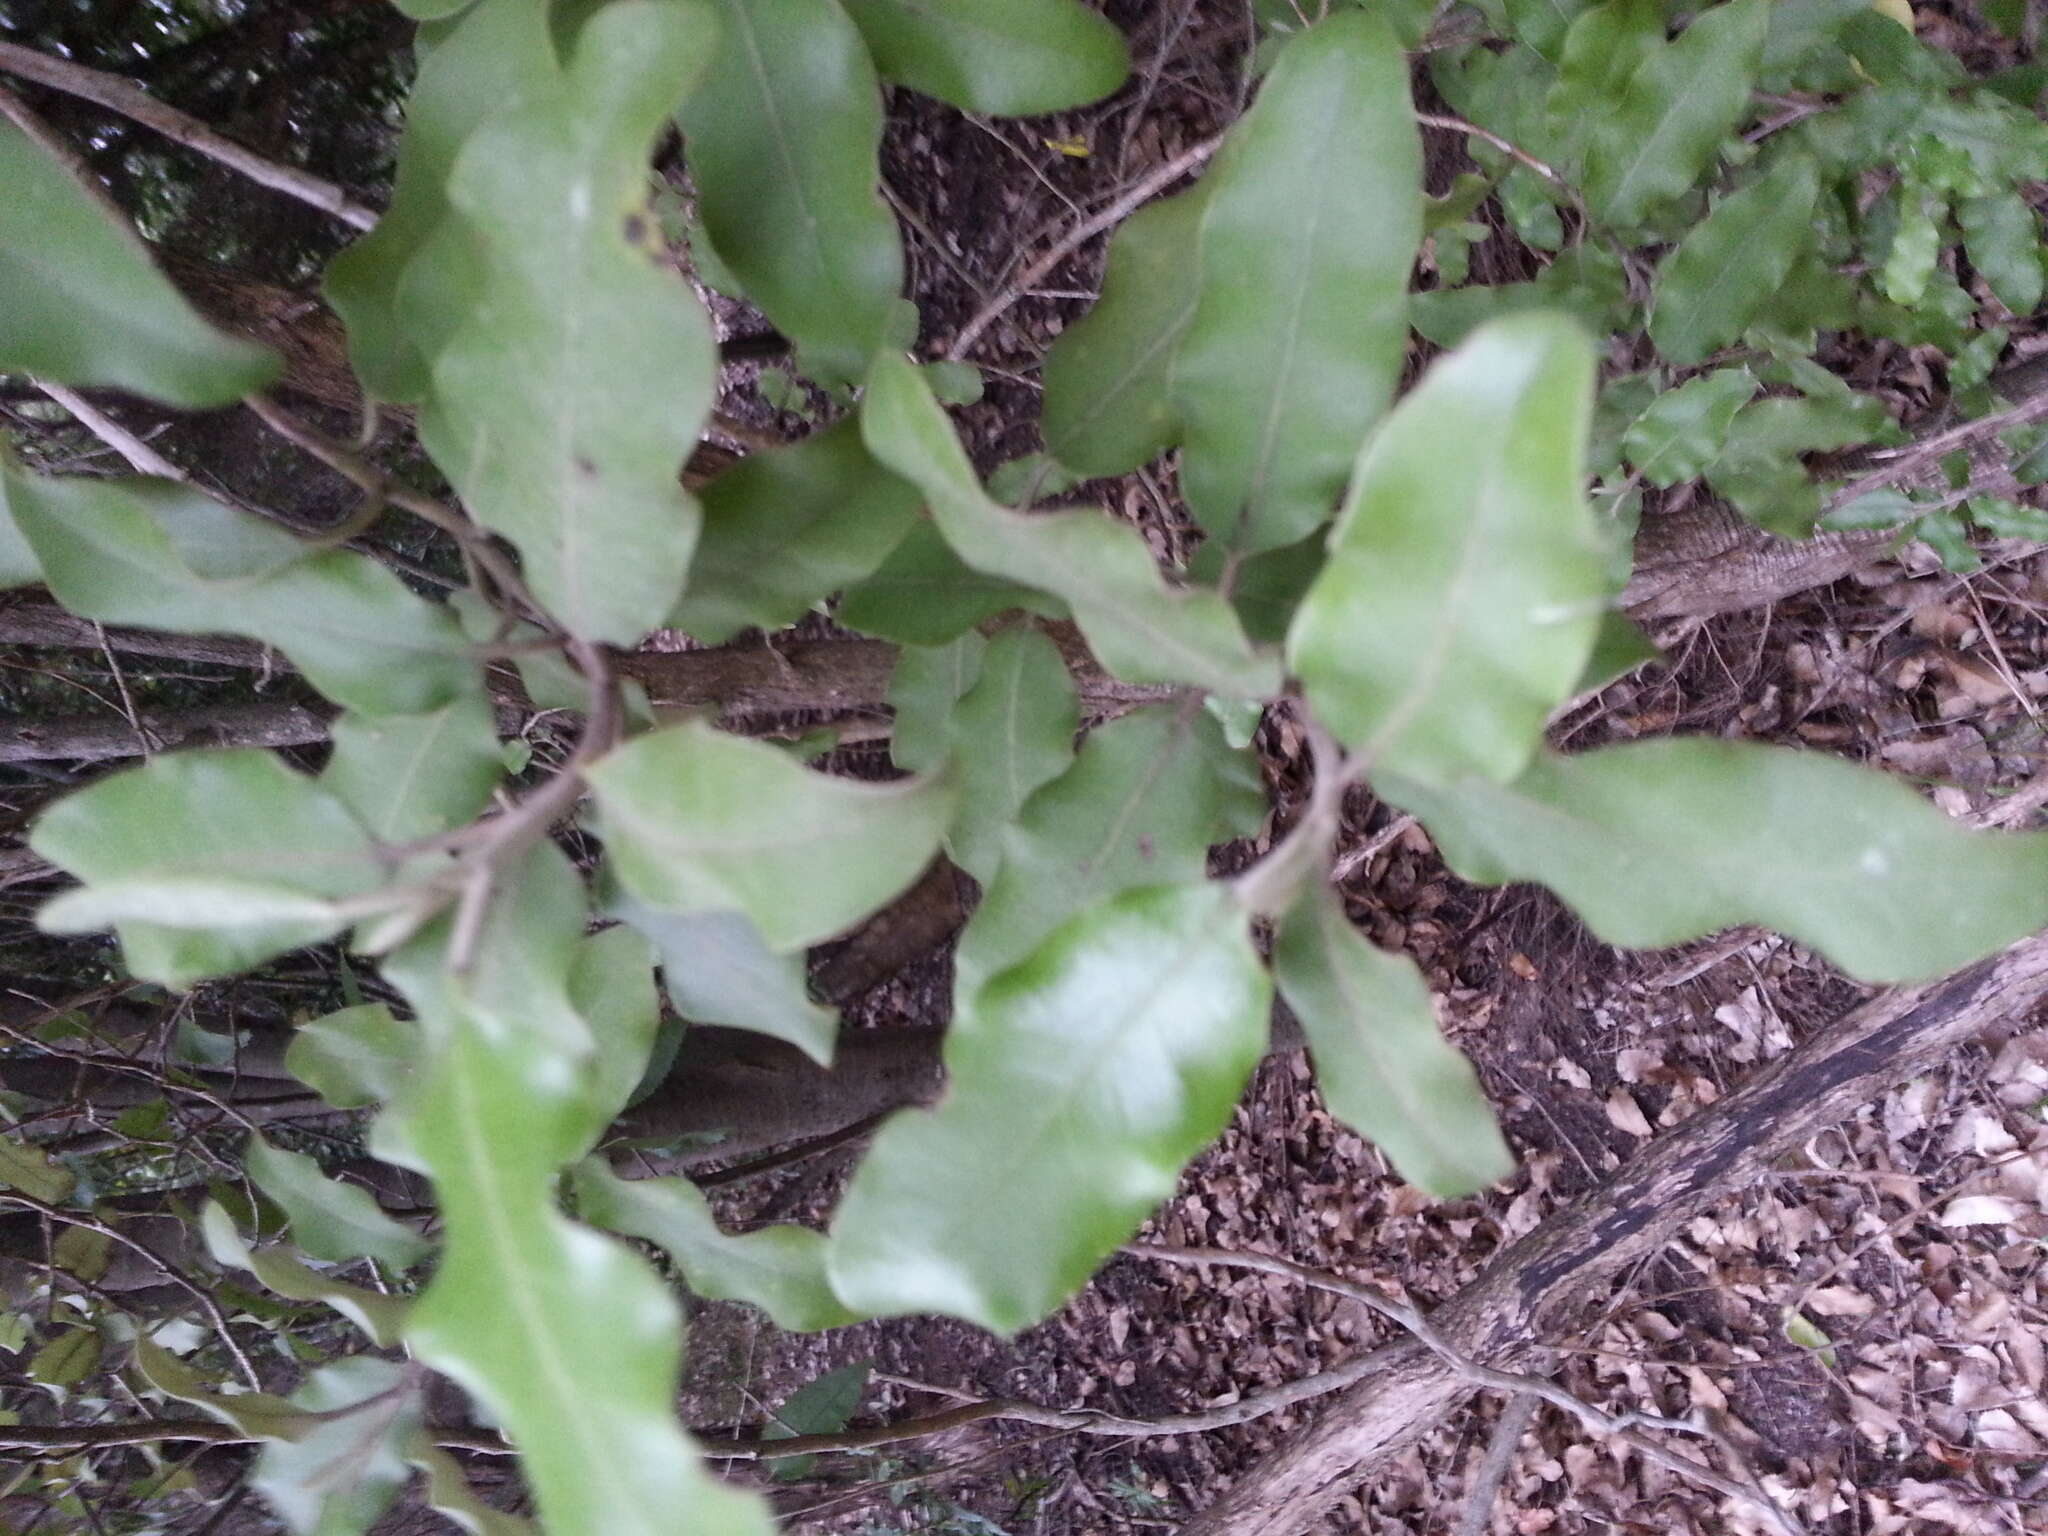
(945, 133, 1223, 361)
(0, 39, 379, 231)
(1827, 391, 2048, 514)
(1455, 1392, 1538, 1536)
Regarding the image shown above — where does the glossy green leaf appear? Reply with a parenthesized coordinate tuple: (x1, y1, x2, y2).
(0, 124, 278, 406)
(862, 353, 1279, 699)
(31, 750, 378, 989)
(1959, 192, 2046, 317)
(567, 925, 667, 1138)
(1381, 739, 2048, 984)
(399, 1018, 774, 1536)
(839, 523, 1061, 644)
(287, 1004, 419, 1110)
(887, 632, 987, 774)
(670, 422, 920, 643)
(571, 1161, 857, 1331)
(1173, 13, 1422, 553)
(1274, 881, 1511, 1197)
(1651, 154, 1821, 365)
(200, 1203, 410, 1348)
(830, 882, 1270, 1331)
(764, 1361, 870, 1476)
(1622, 368, 1757, 487)
(1040, 189, 1206, 478)
(245, 1134, 431, 1270)
(321, 693, 503, 844)
(943, 628, 1079, 882)
(678, 0, 903, 383)
(250, 1358, 418, 1536)
(589, 716, 956, 951)
(422, 0, 720, 644)
(1559, 0, 1770, 227)
(839, 0, 1129, 114)
(609, 896, 838, 1065)
(2, 471, 477, 717)
(955, 704, 1263, 999)
(325, 0, 554, 400)
(1287, 314, 1604, 786)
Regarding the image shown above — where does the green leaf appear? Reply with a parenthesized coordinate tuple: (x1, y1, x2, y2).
(200, 1203, 410, 1348)
(861, 353, 1279, 699)
(589, 716, 956, 952)
(839, 0, 1129, 114)
(1560, 0, 1770, 227)
(52, 1225, 110, 1283)
(420, 0, 721, 644)
(324, 0, 554, 400)
(287, 1004, 419, 1110)
(1274, 881, 1511, 1197)
(1959, 193, 2046, 317)
(1173, 13, 1422, 553)
(134, 1335, 310, 1439)
(1380, 739, 2048, 984)
(677, 0, 903, 383)
(410, 1441, 536, 1536)
(252, 1357, 419, 1536)
(1622, 368, 1758, 487)
(887, 632, 988, 774)
(398, 1017, 775, 1536)
(321, 693, 503, 844)
(571, 1162, 857, 1331)
(28, 1326, 100, 1387)
(670, 422, 920, 643)
(1881, 177, 1946, 308)
(942, 629, 1080, 882)
(1040, 188, 1206, 479)
(609, 894, 838, 1066)
(567, 925, 667, 1137)
(838, 522, 1062, 644)
(0, 124, 278, 406)
(1782, 1308, 1837, 1367)
(30, 750, 378, 989)
(830, 882, 1271, 1332)
(764, 1360, 870, 1477)
(246, 1133, 431, 1270)
(0, 1135, 74, 1205)
(1651, 155, 1821, 365)
(2, 471, 478, 717)
(1288, 314, 1602, 786)
(955, 704, 1263, 999)
(1966, 495, 2048, 541)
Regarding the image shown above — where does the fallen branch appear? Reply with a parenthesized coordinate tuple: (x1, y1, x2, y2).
(1177, 930, 2048, 1536)
(0, 700, 332, 764)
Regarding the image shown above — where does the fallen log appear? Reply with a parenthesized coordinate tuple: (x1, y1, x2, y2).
(1178, 931, 2048, 1536)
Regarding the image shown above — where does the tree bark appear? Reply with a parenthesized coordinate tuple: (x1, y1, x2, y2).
(1178, 931, 2048, 1536)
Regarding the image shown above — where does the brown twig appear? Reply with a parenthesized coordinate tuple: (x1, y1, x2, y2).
(1455, 1392, 1538, 1536)
(1825, 390, 2048, 515)
(0, 39, 379, 231)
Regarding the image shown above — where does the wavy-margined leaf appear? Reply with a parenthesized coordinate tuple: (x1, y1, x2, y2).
(2, 471, 478, 717)
(862, 354, 1278, 699)
(837, 522, 1062, 644)
(245, 1133, 431, 1270)
(1380, 739, 2048, 984)
(1650, 154, 1821, 365)
(321, 692, 503, 844)
(200, 1203, 411, 1348)
(566, 923, 667, 1131)
(670, 422, 920, 643)
(410, 1441, 535, 1536)
(397, 1016, 774, 1536)
(1275, 881, 1511, 1197)
(839, 0, 1128, 114)
(0, 125, 278, 406)
(608, 895, 838, 1064)
(30, 750, 379, 989)
(1040, 189, 1206, 478)
(287, 1004, 419, 1110)
(830, 882, 1270, 1331)
(1621, 367, 1757, 487)
(1959, 192, 2046, 317)
(589, 716, 956, 952)
(955, 704, 1263, 998)
(1173, 13, 1422, 553)
(422, 0, 720, 644)
(1554, 0, 1770, 227)
(324, 0, 553, 400)
(942, 629, 1078, 881)
(888, 632, 987, 773)
(677, 0, 902, 383)
(571, 1161, 856, 1331)
(1287, 314, 1603, 786)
